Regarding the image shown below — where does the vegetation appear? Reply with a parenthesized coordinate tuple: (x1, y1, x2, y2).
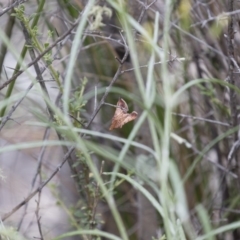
(1, 0, 240, 239)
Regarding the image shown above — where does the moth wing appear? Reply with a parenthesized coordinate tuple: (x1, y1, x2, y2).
(121, 111, 138, 126)
(109, 113, 129, 130)
(118, 98, 129, 113)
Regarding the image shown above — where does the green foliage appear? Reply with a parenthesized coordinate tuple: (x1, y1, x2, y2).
(12, 5, 26, 22)
(69, 78, 88, 113)
(0, 226, 26, 240)
(60, 0, 79, 18)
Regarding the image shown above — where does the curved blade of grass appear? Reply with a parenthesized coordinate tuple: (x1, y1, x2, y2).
(196, 221, 240, 240)
(0, 140, 74, 154)
(196, 205, 214, 240)
(169, 161, 189, 221)
(54, 229, 122, 240)
(62, 0, 95, 118)
(104, 172, 164, 217)
(172, 78, 240, 107)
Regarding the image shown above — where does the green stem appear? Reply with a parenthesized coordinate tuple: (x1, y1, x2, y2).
(0, 8, 15, 76)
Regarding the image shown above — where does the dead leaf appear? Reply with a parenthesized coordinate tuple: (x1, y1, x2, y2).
(109, 98, 138, 130)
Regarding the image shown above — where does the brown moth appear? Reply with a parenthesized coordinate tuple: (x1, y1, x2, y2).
(109, 98, 138, 130)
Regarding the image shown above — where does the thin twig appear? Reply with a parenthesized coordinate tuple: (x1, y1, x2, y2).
(19, 21, 54, 116)
(172, 112, 230, 127)
(82, 32, 125, 48)
(227, 0, 238, 131)
(191, 9, 240, 28)
(228, 139, 240, 162)
(137, 0, 157, 10)
(0, 82, 34, 131)
(121, 58, 186, 74)
(35, 195, 44, 240)
(0, 0, 28, 17)
(69, 114, 85, 126)
(17, 127, 50, 230)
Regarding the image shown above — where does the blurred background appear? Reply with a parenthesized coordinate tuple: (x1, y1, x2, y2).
(1, 0, 240, 239)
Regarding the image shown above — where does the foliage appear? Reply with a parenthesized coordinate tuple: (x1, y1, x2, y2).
(1, 0, 240, 240)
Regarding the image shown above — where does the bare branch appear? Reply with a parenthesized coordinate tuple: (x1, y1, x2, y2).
(0, 0, 28, 17)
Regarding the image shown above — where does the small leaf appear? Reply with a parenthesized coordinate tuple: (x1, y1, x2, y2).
(44, 42, 50, 49)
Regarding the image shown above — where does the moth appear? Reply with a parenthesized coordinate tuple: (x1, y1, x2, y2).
(109, 98, 138, 130)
